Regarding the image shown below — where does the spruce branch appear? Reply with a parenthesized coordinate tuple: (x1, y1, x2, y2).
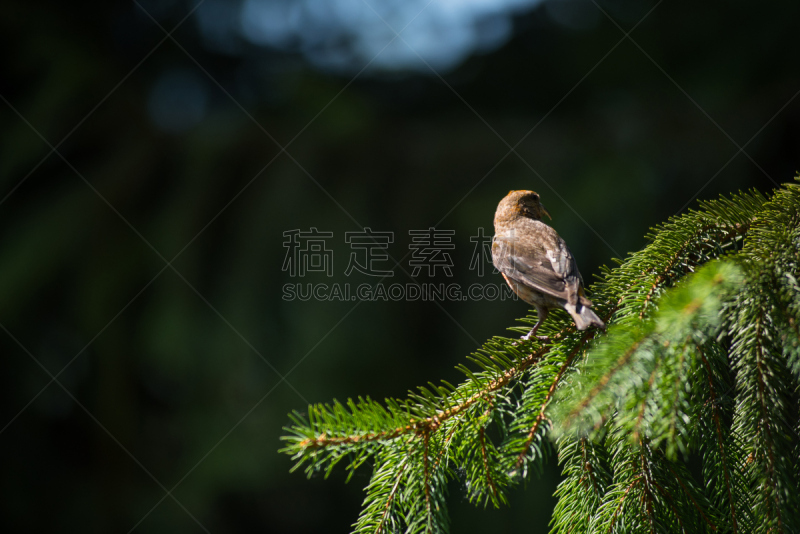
(697, 345, 743, 533)
(281, 180, 800, 533)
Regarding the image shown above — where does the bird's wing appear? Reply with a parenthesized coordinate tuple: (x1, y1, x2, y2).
(492, 232, 577, 301)
(546, 240, 584, 305)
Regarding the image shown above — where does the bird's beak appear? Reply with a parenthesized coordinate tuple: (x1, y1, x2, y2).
(541, 205, 552, 220)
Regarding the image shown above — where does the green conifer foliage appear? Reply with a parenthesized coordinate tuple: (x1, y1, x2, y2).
(281, 179, 800, 533)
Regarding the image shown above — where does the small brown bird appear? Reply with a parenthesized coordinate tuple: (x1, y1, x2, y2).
(492, 190, 604, 340)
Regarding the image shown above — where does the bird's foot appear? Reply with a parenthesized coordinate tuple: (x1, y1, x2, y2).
(519, 335, 550, 343)
(512, 319, 546, 346)
(513, 332, 550, 345)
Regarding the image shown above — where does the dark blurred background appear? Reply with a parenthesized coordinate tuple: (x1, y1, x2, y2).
(1, 0, 797, 532)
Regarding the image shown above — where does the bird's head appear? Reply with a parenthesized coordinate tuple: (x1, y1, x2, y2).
(494, 190, 551, 227)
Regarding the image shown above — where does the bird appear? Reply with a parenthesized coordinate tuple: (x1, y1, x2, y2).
(492, 190, 605, 341)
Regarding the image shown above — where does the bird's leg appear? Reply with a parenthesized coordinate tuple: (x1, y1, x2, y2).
(521, 307, 550, 343)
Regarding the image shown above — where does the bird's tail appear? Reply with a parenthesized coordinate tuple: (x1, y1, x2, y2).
(565, 303, 605, 331)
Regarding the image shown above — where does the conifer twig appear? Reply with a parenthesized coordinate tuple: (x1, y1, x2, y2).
(699, 349, 738, 533)
(514, 329, 597, 469)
